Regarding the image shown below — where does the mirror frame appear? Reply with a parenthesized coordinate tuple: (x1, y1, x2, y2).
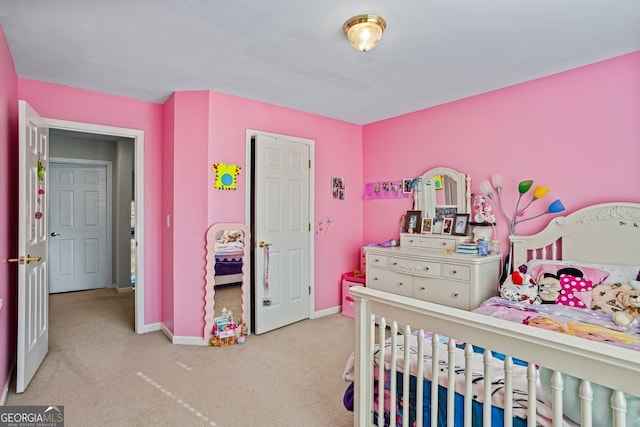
(204, 222, 250, 339)
(415, 166, 471, 218)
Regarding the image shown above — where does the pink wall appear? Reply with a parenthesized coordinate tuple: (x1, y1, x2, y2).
(161, 94, 175, 332)
(165, 91, 364, 337)
(363, 52, 640, 252)
(206, 91, 364, 317)
(0, 24, 18, 399)
(17, 79, 165, 325)
(168, 91, 210, 337)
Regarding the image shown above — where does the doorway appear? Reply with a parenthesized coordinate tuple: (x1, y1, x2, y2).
(245, 130, 315, 334)
(45, 119, 145, 333)
(48, 160, 112, 293)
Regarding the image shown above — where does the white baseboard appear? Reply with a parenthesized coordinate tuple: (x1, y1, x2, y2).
(139, 322, 162, 334)
(160, 323, 208, 346)
(313, 305, 341, 318)
(1, 359, 15, 406)
(115, 286, 134, 293)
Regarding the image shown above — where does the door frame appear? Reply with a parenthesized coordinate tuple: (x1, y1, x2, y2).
(244, 129, 315, 320)
(49, 158, 113, 292)
(44, 118, 145, 334)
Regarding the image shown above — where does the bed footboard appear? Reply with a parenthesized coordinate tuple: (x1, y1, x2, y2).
(351, 286, 640, 427)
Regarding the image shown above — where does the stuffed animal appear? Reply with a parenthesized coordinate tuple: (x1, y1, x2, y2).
(500, 271, 541, 304)
(537, 274, 562, 304)
(612, 290, 640, 327)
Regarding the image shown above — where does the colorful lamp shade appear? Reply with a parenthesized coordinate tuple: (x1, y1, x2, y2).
(479, 176, 565, 235)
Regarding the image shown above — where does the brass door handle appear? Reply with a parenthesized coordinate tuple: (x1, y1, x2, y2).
(7, 255, 42, 264)
(258, 241, 272, 248)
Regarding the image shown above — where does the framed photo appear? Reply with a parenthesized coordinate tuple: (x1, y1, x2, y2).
(332, 176, 345, 200)
(442, 217, 453, 235)
(402, 178, 413, 194)
(421, 217, 433, 234)
(452, 214, 470, 236)
(435, 205, 457, 223)
(403, 210, 422, 234)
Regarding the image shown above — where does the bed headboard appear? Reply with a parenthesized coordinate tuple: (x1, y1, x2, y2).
(511, 202, 640, 268)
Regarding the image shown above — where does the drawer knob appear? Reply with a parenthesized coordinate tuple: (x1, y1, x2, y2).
(441, 242, 446, 246)
(424, 266, 429, 271)
(419, 287, 425, 291)
(452, 270, 457, 274)
(409, 239, 414, 243)
(374, 258, 379, 262)
(393, 262, 398, 265)
(452, 293, 459, 298)
(399, 282, 404, 286)
(373, 277, 378, 281)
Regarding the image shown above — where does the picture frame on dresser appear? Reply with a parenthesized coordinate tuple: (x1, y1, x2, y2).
(452, 213, 470, 236)
(421, 217, 433, 234)
(442, 217, 453, 234)
(403, 210, 422, 234)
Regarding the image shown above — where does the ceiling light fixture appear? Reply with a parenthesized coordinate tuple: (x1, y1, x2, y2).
(343, 14, 387, 52)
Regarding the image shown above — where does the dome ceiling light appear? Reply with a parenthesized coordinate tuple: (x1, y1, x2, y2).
(343, 14, 387, 52)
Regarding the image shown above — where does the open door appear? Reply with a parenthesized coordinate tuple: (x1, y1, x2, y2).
(11, 100, 49, 393)
(252, 133, 311, 334)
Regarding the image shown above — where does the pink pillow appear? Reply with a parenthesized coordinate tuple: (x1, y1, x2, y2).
(529, 264, 609, 285)
(556, 274, 594, 308)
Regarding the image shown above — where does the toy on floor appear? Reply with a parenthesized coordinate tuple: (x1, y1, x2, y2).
(209, 306, 248, 347)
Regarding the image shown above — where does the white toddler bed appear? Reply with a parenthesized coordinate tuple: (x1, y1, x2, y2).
(348, 202, 640, 427)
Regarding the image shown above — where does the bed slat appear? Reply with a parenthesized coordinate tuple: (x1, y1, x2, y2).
(464, 345, 473, 427)
(447, 339, 456, 426)
(580, 380, 593, 427)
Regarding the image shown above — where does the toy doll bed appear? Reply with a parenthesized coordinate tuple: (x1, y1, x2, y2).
(346, 202, 640, 427)
(213, 229, 245, 286)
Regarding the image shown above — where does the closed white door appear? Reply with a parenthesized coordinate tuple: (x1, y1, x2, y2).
(15, 100, 49, 393)
(253, 134, 311, 334)
(49, 163, 111, 293)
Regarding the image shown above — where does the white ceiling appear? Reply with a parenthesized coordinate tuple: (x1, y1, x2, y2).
(1, 1, 639, 125)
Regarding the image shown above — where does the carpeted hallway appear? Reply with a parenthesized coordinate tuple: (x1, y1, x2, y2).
(6, 289, 355, 426)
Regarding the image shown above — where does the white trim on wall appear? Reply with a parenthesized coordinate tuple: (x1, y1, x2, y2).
(44, 118, 146, 334)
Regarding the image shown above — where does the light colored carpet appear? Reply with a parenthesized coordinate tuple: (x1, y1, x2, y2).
(6, 288, 355, 427)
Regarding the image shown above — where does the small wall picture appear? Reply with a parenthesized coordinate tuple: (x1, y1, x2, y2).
(452, 214, 470, 236)
(332, 176, 345, 200)
(402, 178, 413, 194)
(403, 210, 422, 234)
(442, 217, 453, 235)
(421, 217, 433, 234)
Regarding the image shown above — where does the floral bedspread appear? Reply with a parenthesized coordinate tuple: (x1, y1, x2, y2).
(473, 297, 640, 351)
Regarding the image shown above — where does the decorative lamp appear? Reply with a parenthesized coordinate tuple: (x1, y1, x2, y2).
(479, 177, 565, 235)
(343, 14, 387, 52)
(480, 175, 565, 278)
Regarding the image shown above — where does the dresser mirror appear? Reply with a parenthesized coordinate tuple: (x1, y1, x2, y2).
(414, 166, 471, 221)
(204, 223, 250, 341)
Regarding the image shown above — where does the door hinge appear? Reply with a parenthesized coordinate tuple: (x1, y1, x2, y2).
(308, 159, 311, 169)
(308, 223, 311, 232)
(309, 286, 311, 295)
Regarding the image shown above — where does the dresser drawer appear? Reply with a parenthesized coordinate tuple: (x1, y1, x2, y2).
(401, 234, 456, 251)
(388, 257, 440, 277)
(442, 263, 471, 282)
(414, 279, 470, 310)
(367, 267, 414, 297)
(367, 253, 388, 267)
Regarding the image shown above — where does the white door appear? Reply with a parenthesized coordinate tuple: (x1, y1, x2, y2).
(15, 100, 49, 393)
(253, 134, 311, 334)
(49, 162, 110, 293)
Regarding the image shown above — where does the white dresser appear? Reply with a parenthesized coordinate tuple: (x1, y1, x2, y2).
(365, 241, 500, 310)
